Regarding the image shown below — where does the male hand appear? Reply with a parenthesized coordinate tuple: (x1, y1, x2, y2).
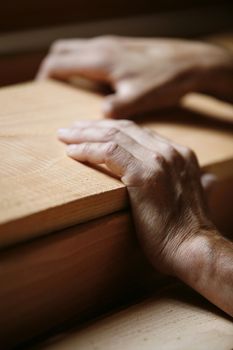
(37, 36, 232, 118)
(58, 120, 233, 317)
(57, 119, 213, 274)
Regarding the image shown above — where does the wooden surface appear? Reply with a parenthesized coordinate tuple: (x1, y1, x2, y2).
(0, 212, 157, 348)
(0, 81, 233, 348)
(0, 178, 232, 348)
(0, 81, 126, 247)
(36, 283, 233, 350)
(0, 80, 233, 249)
(1, 35, 233, 349)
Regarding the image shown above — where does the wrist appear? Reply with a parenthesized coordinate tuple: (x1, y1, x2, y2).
(172, 228, 233, 316)
(172, 228, 221, 284)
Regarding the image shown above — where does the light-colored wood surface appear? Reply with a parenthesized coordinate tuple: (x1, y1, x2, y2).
(0, 80, 233, 348)
(0, 80, 233, 248)
(0, 81, 126, 247)
(37, 283, 233, 350)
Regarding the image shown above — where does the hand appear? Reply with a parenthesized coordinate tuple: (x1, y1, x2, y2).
(58, 119, 233, 316)
(37, 36, 233, 118)
(57, 119, 214, 275)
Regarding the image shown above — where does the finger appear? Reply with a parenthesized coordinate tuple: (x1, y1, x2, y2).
(36, 52, 111, 81)
(58, 125, 134, 144)
(71, 119, 181, 164)
(73, 119, 171, 150)
(118, 123, 199, 172)
(73, 120, 116, 128)
(102, 86, 141, 119)
(103, 78, 182, 119)
(70, 119, 165, 153)
(50, 39, 88, 54)
(102, 82, 150, 119)
(66, 141, 143, 182)
(50, 37, 115, 54)
(70, 119, 199, 175)
(58, 126, 111, 143)
(58, 126, 155, 162)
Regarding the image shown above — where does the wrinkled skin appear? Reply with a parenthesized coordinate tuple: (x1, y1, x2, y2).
(58, 120, 233, 316)
(37, 36, 233, 118)
(57, 119, 213, 273)
(37, 36, 233, 316)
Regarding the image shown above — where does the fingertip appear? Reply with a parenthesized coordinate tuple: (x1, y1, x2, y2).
(102, 104, 122, 119)
(102, 101, 114, 119)
(102, 94, 134, 119)
(66, 144, 79, 156)
(57, 128, 71, 141)
(102, 95, 122, 119)
(103, 111, 119, 119)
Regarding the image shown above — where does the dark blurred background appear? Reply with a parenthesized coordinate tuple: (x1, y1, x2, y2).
(0, 0, 232, 86)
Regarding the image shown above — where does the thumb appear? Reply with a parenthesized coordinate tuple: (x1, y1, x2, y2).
(102, 81, 141, 119)
(102, 93, 133, 119)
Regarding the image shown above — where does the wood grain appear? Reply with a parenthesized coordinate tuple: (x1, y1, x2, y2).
(0, 212, 160, 348)
(0, 81, 126, 247)
(0, 177, 232, 348)
(37, 283, 233, 350)
(0, 80, 233, 248)
(0, 81, 233, 348)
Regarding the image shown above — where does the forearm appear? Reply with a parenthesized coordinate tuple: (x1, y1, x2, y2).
(175, 230, 233, 317)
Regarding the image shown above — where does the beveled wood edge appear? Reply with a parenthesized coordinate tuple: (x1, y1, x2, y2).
(1, 156, 233, 250)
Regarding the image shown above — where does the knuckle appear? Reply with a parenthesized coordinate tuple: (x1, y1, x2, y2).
(166, 146, 180, 162)
(163, 144, 173, 155)
(105, 142, 119, 158)
(183, 147, 196, 162)
(122, 160, 145, 185)
(82, 142, 91, 154)
(105, 127, 120, 139)
(153, 152, 167, 168)
(122, 169, 143, 186)
(143, 165, 162, 184)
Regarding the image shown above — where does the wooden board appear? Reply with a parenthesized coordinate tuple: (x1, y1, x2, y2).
(0, 80, 233, 348)
(0, 80, 233, 248)
(0, 212, 156, 348)
(0, 177, 233, 348)
(37, 283, 233, 350)
(0, 178, 233, 350)
(0, 81, 126, 247)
